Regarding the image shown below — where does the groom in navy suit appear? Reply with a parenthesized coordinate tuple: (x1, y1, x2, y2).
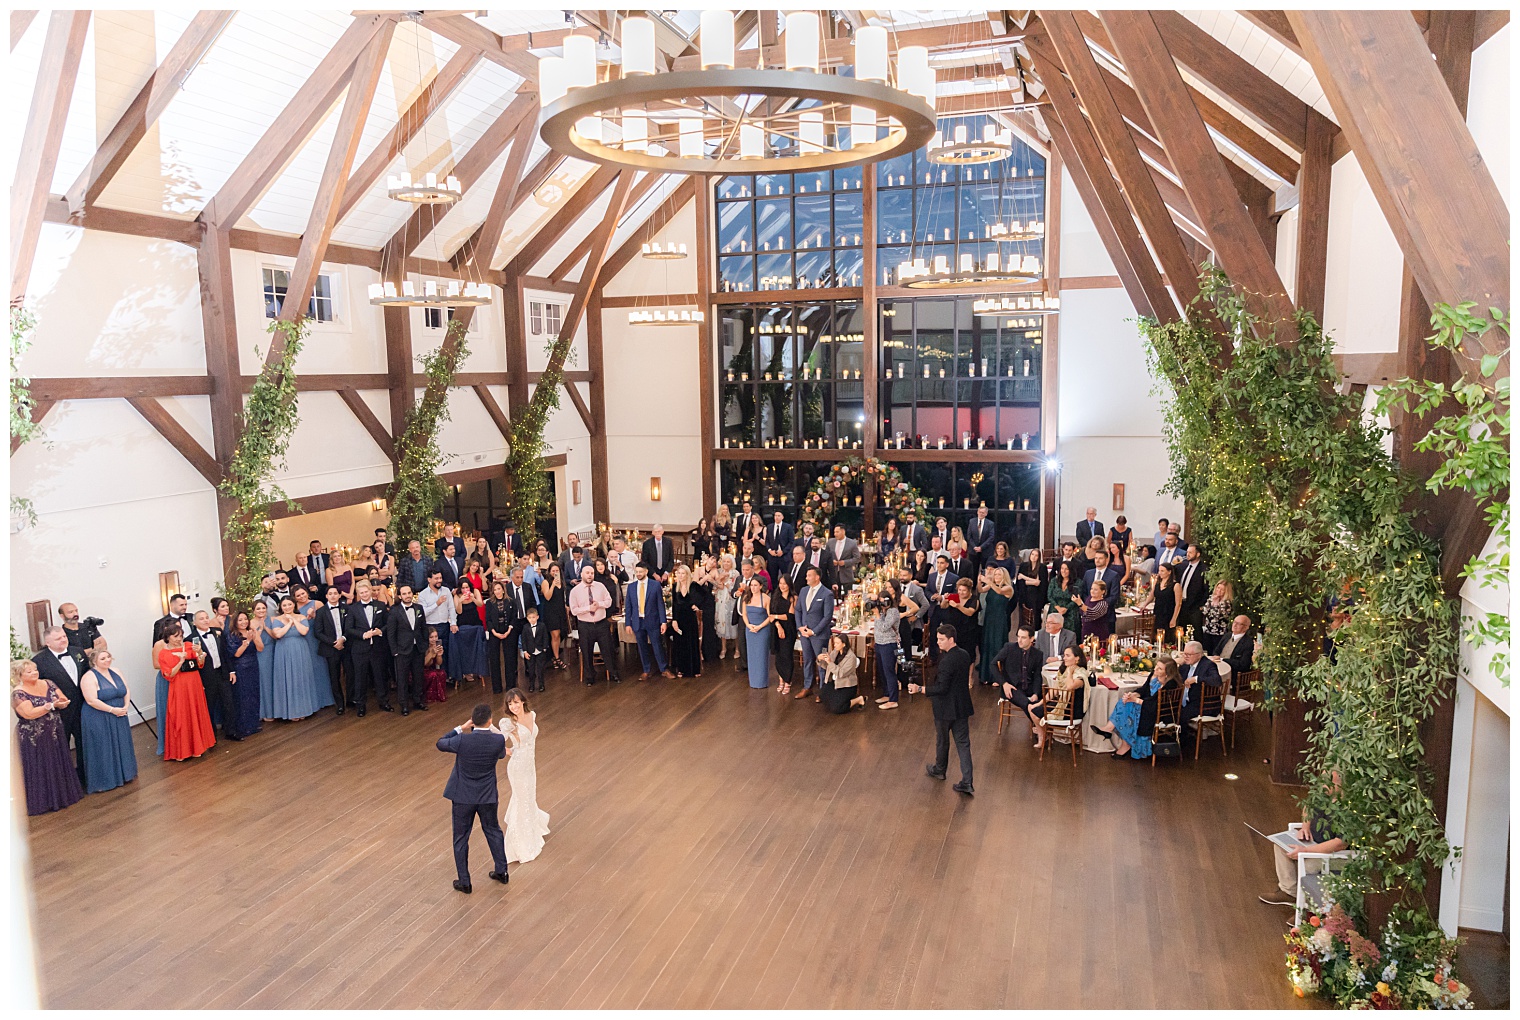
(793, 565, 835, 698)
(437, 703, 510, 894)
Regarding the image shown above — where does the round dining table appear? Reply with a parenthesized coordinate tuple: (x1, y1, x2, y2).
(1072, 657, 1233, 754)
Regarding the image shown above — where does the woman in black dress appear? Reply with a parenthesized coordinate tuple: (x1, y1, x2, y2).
(950, 577, 982, 666)
(1146, 562, 1181, 643)
(1015, 547, 1048, 633)
(695, 554, 720, 662)
(691, 518, 712, 561)
(1108, 515, 1133, 556)
(670, 563, 703, 677)
(910, 548, 931, 585)
(770, 573, 798, 695)
(712, 505, 734, 554)
(877, 517, 900, 563)
(539, 562, 569, 669)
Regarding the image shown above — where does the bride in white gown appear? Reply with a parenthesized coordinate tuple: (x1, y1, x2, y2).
(501, 689, 550, 864)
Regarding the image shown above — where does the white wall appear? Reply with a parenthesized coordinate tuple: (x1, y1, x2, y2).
(1467, 25, 1510, 206)
(1322, 154, 1405, 355)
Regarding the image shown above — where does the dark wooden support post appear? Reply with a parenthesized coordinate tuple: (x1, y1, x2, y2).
(861, 166, 879, 460)
(383, 306, 411, 468)
(1294, 113, 1333, 321)
(504, 278, 528, 417)
(695, 176, 718, 519)
(1041, 144, 1062, 551)
(197, 223, 243, 584)
(585, 293, 611, 526)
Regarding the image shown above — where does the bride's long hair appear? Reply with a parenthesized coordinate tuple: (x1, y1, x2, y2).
(503, 687, 530, 719)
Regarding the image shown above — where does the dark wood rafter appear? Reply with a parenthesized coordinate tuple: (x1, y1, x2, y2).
(473, 383, 511, 443)
(11, 10, 91, 305)
(448, 95, 541, 275)
(599, 176, 699, 285)
(1243, 9, 1508, 56)
(10, 399, 54, 455)
(504, 278, 528, 417)
(560, 380, 594, 433)
(63, 11, 233, 214)
(550, 171, 667, 284)
(337, 387, 394, 457)
(196, 222, 244, 581)
(1238, 11, 1302, 56)
(585, 292, 611, 525)
(200, 14, 392, 229)
(1101, 10, 1297, 342)
(507, 163, 624, 277)
(334, 45, 482, 226)
(383, 306, 411, 466)
(127, 397, 221, 487)
(1036, 13, 1201, 314)
(1293, 112, 1333, 321)
(1224, 160, 1278, 255)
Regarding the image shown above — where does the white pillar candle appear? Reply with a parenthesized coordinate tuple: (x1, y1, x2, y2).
(563, 35, 597, 90)
(799, 111, 825, 154)
(622, 17, 656, 75)
(850, 105, 876, 148)
(623, 111, 647, 153)
(855, 25, 887, 81)
(740, 123, 763, 159)
(700, 10, 735, 69)
(679, 118, 703, 158)
(785, 12, 820, 71)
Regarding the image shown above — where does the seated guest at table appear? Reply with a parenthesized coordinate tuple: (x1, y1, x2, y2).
(1082, 550, 1124, 632)
(985, 540, 1016, 577)
(950, 578, 981, 665)
(1133, 544, 1158, 576)
(1028, 645, 1088, 751)
(1260, 796, 1348, 909)
(1202, 581, 1235, 654)
(1080, 580, 1115, 645)
(226, 610, 266, 734)
(1093, 656, 1181, 760)
(79, 648, 138, 793)
(871, 588, 902, 710)
(1014, 548, 1047, 633)
(769, 574, 797, 694)
(742, 576, 773, 690)
(995, 626, 1042, 707)
(452, 580, 489, 687)
(1177, 640, 1223, 734)
(538, 562, 569, 670)
(1035, 612, 1076, 665)
(157, 622, 216, 759)
(818, 633, 865, 714)
(910, 548, 931, 585)
(1144, 562, 1182, 640)
(327, 550, 355, 603)
(1047, 561, 1081, 637)
(1109, 515, 1133, 555)
(1218, 615, 1257, 677)
(977, 567, 1015, 685)
(877, 516, 901, 561)
(670, 563, 704, 679)
(641, 524, 677, 583)
(12, 658, 85, 814)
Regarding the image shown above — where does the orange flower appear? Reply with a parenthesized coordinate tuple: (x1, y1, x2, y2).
(1309, 915, 1321, 927)
(1447, 979, 1460, 993)
(1294, 988, 1304, 998)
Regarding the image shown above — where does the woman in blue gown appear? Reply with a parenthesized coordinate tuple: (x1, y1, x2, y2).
(224, 610, 264, 737)
(78, 649, 138, 793)
(296, 590, 334, 711)
(741, 576, 773, 689)
(252, 600, 276, 721)
(1095, 658, 1180, 760)
(268, 596, 320, 720)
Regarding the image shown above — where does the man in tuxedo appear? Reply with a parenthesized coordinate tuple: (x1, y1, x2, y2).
(518, 605, 550, 693)
(793, 566, 834, 698)
(924, 556, 959, 663)
(435, 542, 467, 590)
(641, 524, 675, 584)
(1075, 507, 1105, 547)
(932, 517, 950, 552)
(34, 627, 89, 784)
(803, 535, 834, 584)
(191, 610, 239, 741)
(764, 512, 794, 579)
(1082, 549, 1125, 632)
(1177, 640, 1223, 733)
(1177, 544, 1208, 636)
(307, 540, 330, 580)
(785, 545, 809, 593)
(625, 564, 675, 680)
(1034, 613, 1076, 664)
(313, 585, 351, 713)
(946, 541, 969, 580)
(734, 501, 755, 541)
(419, 570, 458, 683)
(903, 511, 930, 553)
(559, 536, 589, 584)
(1218, 615, 1256, 675)
(966, 504, 996, 572)
(568, 564, 619, 685)
(153, 592, 194, 649)
(908, 624, 975, 795)
(398, 540, 432, 595)
(437, 703, 509, 894)
(271, 571, 293, 607)
(386, 584, 430, 714)
(828, 525, 860, 590)
(290, 553, 323, 600)
(434, 523, 462, 558)
(497, 566, 537, 690)
(345, 582, 391, 716)
(994, 626, 1042, 700)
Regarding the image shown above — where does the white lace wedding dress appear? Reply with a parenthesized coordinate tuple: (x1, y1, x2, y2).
(502, 715, 550, 864)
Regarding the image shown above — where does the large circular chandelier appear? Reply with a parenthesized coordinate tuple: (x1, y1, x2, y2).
(368, 279, 493, 308)
(538, 13, 937, 174)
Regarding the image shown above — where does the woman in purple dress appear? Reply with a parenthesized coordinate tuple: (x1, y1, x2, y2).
(12, 658, 84, 815)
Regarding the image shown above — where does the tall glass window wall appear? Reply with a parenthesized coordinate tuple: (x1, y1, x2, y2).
(716, 168, 865, 293)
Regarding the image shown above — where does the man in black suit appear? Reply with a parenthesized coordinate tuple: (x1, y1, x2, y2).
(191, 610, 240, 740)
(34, 627, 89, 784)
(1218, 615, 1256, 675)
(151, 592, 193, 649)
(931, 517, 950, 553)
(965, 504, 996, 572)
(435, 542, 467, 590)
(946, 541, 969, 580)
(500, 523, 524, 561)
(903, 510, 930, 553)
(801, 535, 834, 585)
(993, 626, 1042, 699)
(290, 552, 323, 599)
(640, 524, 675, 583)
(1176, 544, 1208, 636)
(518, 605, 550, 693)
(386, 584, 430, 713)
(908, 624, 975, 795)
(734, 501, 755, 541)
(559, 537, 590, 585)
(307, 540, 330, 580)
(764, 511, 793, 580)
(437, 703, 509, 894)
(312, 585, 350, 713)
(1075, 507, 1105, 547)
(1177, 640, 1223, 733)
(784, 545, 809, 593)
(345, 583, 390, 716)
(498, 566, 536, 690)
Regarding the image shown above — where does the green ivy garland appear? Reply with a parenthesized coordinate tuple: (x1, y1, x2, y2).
(1139, 267, 1459, 930)
(504, 333, 572, 542)
(218, 318, 306, 610)
(1377, 303, 1510, 687)
(387, 318, 470, 548)
(10, 305, 41, 527)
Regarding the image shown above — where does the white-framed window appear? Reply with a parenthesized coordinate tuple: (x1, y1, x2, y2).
(422, 306, 480, 333)
(545, 301, 561, 336)
(529, 300, 543, 335)
(263, 267, 339, 322)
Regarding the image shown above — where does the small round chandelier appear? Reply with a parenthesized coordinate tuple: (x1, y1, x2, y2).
(928, 121, 1014, 165)
(641, 241, 688, 260)
(386, 170, 462, 205)
(368, 279, 493, 308)
(628, 307, 706, 327)
(896, 252, 1042, 289)
(973, 293, 1061, 316)
(538, 13, 936, 175)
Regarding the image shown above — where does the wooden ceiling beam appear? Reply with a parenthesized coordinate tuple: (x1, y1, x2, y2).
(671, 19, 999, 71)
(335, 45, 481, 226)
(11, 10, 91, 306)
(1239, 11, 1302, 57)
(446, 95, 541, 276)
(505, 163, 624, 277)
(425, 16, 570, 79)
(337, 387, 393, 458)
(1294, 112, 1333, 322)
(201, 14, 392, 228)
(560, 380, 594, 433)
(63, 11, 232, 214)
(127, 396, 222, 487)
(1243, 9, 1508, 55)
(11, 9, 36, 50)
(1101, 10, 1297, 340)
(548, 171, 667, 283)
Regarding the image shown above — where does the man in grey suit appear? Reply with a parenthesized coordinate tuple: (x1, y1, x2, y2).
(793, 565, 835, 698)
(827, 524, 860, 590)
(1034, 613, 1076, 665)
(437, 703, 510, 894)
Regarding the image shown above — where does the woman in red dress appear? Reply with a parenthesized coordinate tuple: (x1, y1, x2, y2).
(155, 618, 216, 761)
(422, 628, 448, 704)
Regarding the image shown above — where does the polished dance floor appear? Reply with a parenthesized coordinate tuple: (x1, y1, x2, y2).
(26, 655, 1309, 1009)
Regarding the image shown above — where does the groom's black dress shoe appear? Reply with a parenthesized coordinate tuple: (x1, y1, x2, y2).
(380, 702, 394, 712)
(489, 871, 508, 884)
(357, 708, 366, 718)
(452, 880, 472, 894)
(952, 781, 974, 796)
(925, 765, 947, 780)
(401, 707, 410, 716)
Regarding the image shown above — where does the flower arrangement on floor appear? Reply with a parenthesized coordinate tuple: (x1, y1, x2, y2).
(800, 455, 929, 526)
(1285, 905, 1470, 1009)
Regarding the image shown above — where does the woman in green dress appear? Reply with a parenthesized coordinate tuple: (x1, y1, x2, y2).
(1048, 560, 1081, 637)
(977, 566, 1015, 685)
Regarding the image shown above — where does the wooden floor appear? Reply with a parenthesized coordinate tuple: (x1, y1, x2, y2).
(27, 656, 1312, 1009)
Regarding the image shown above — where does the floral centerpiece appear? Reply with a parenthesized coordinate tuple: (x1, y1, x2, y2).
(1112, 641, 1156, 675)
(1285, 905, 1471, 1009)
(801, 455, 929, 527)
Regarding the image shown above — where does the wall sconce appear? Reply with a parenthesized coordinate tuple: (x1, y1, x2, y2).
(650, 477, 662, 501)
(371, 498, 387, 511)
(158, 571, 181, 615)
